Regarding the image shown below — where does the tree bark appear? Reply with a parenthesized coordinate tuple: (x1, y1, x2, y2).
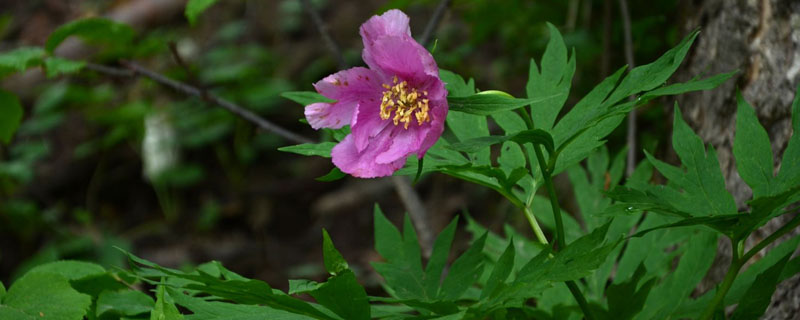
(674, 0, 799, 318)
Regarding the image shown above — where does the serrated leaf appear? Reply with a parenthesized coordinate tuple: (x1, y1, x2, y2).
(730, 252, 791, 320)
(185, 0, 219, 26)
(371, 206, 428, 300)
(45, 18, 134, 53)
(43, 57, 85, 78)
(439, 232, 487, 300)
(281, 91, 335, 106)
(4, 272, 91, 320)
(0, 47, 44, 72)
(480, 240, 515, 300)
(423, 216, 458, 298)
(527, 23, 574, 132)
(606, 264, 656, 320)
(278, 142, 336, 157)
(321, 229, 348, 275)
(606, 30, 699, 104)
(636, 231, 717, 320)
(447, 94, 562, 116)
(122, 250, 335, 319)
(733, 91, 775, 197)
(96, 290, 154, 317)
(0, 90, 23, 144)
(168, 287, 314, 320)
(439, 69, 475, 97)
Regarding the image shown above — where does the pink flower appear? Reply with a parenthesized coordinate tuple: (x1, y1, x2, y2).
(304, 9, 447, 178)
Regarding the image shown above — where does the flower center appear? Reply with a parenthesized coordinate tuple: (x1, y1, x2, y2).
(380, 76, 430, 129)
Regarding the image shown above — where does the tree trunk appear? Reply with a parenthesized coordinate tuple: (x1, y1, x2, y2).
(674, 0, 799, 318)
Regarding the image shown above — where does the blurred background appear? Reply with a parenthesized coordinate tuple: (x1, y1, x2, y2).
(0, 0, 773, 297)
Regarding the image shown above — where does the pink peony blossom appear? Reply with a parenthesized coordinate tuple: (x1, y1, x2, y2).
(304, 9, 447, 178)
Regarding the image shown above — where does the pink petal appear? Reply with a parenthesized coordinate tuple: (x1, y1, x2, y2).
(376, 126, 424, 164)
(351, 101, 390, 152)
(359, 9, 411, 45)
(313, 67, 382, 100)
(363, 36, 437, 82)
(331, 134, 405, 178)
(306, 67, 383, 130)
(304, 102, 352, 130)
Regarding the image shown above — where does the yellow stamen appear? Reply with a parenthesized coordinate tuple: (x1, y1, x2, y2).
(379, 77, 431, 129)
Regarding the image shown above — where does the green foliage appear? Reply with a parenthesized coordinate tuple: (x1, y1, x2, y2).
(186, 0, 220, 26)
(45, 18, 134, 53)
(278, 142, 337, 157)
(281, 91, 336, 105)
(0, 89, 23, 144)
(43, 57, 85, 78)
(0, 47, 44, 74)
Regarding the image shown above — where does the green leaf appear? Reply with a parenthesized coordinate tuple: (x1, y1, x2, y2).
(308, 270, 370, 320)
(43, 57, 85, 78)
(423, 216, 458, 298)
(446, 111, 490, 165)
(185, 0, 219, 26)
(448, 129, 554, 154)
(639, 71, 736, 102)
(632, 106, 737, 218)
(0, 47, 44, 72)
(3, 272, 91, 320)
(606, 264, 656, 320)
(151, 285, 183, 320)
(730, 252, 792, 320)
(0, 306, 33, 320)
(96, 290, 154, 317)
(776, 84, 800, 190)
(280, 91, 335, 106)
(526, 23, 575, 131)
(480, 240, 515, 299)
(278, 142, 336, 158)
(123, 250, 335, 319)
(439, 69, 475, 97)
(0, 281, 5, 300)
(606, 30, 699, 104)
(45, 18, 134, 53)
(0, 90, 23, 144)
(25, 260, 105, 280)
(168, 287, 314, 320)
(439, 232, 487, 300)
(321, 229, 348, 275)
(316, 167, 346, 181)
(733, 91, 775, 197)
(637, 230, 717, 319)
(447, 94, 562, 116)
(288, 279, 323, 295)
(371, 205, 428, 300)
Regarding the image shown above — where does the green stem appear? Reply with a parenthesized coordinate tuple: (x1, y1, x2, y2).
(524, 207, 549, 245)
(698, 214, 800, 320)
(698, 257, 742, 320)
(517, 107, 593, 320)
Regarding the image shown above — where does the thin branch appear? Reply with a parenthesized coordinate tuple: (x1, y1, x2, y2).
(87, 61, 314, 144)
(300, 0, 347, 69)
(391, 175, 433, 257)
(418, 0, 451, 47)
(618, 0, 637, 177)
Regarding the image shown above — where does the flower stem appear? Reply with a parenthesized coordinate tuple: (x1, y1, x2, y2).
(698, 214, 800, 320)
(517, 107, 594, 320)
(524, 207, 549, 245)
